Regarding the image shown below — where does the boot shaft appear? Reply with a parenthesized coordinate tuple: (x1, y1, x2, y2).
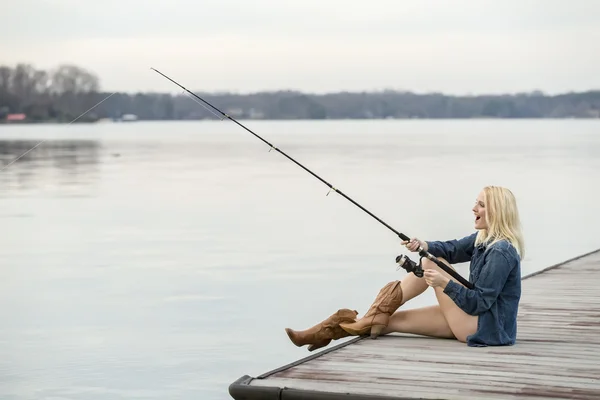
(364, 280, 402, 317)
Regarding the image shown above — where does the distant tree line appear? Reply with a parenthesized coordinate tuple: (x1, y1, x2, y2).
(1, 63, 599, 122)
(0, 63, 101, 122)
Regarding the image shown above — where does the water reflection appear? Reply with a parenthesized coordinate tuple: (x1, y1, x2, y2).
(0, 140, 101, 196)
(0, 121, 599, 400)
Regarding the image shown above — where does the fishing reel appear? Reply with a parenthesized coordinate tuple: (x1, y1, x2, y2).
(395, 254, 424, 277)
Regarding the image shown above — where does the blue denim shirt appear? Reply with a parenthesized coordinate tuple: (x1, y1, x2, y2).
(426, 232, 521, 347)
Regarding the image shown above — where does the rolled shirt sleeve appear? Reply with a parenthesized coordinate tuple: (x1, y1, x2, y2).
(425, 232, 477, 265)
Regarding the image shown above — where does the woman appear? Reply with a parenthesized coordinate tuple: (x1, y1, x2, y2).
(285, 185, 524, 350)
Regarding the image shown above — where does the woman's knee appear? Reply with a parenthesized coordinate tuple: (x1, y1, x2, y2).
(422, 257, 455, 280)
(422, 257, 450, 268)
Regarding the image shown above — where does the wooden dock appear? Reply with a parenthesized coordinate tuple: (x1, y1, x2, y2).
(229, 248, 600, 399)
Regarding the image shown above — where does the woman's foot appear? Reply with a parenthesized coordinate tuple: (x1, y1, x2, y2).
(285, 308, 358, 351)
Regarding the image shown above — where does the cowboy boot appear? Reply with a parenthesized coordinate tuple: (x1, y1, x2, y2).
(285, 308, 358, 352)
(339, 280, 403, 339)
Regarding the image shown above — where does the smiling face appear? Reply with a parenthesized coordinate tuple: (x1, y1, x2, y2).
(473, 190, 489, 230)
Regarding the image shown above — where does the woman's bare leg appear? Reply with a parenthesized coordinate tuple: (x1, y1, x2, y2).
(340, 259, 446, 339)
(340, 257, 475, 342)
(399, 272, 429, 306)
(381, 257, 477, 342)
(423, 258, 478, 342)
(382, 305, 455, 339)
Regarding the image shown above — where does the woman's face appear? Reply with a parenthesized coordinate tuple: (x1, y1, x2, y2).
(473, 190, 489, 230)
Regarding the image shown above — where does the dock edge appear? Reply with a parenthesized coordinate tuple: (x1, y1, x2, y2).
(228, 246, 600, 399)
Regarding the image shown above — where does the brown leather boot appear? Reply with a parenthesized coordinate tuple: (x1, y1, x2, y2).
(285, 308, 359, 352)
(339, 280, 403, 339)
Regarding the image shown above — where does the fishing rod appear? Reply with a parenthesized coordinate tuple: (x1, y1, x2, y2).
(151, 68, 474, 290)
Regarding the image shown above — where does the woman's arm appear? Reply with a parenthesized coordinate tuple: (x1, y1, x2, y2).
(443, 248, 516, 315)
(425, 232, 478, 264)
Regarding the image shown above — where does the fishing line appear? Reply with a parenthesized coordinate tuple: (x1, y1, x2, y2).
(151, 68, 474, 289)
(0, 92, 117, 172)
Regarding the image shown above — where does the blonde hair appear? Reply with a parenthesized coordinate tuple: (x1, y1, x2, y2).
(475, 186, 525, 260)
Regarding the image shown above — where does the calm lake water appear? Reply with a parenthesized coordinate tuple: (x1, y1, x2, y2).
(1, 119, 599, 399)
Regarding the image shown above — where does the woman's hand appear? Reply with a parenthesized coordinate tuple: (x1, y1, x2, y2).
(424, 269, 450, 289)
(401, 238, 428, 252)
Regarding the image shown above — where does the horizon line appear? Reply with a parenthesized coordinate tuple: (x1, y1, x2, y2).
(97, 87, 600, 97)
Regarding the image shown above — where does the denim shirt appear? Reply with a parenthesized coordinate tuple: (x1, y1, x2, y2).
(426, 232, 521, 347)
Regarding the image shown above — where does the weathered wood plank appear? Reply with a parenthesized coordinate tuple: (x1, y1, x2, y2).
(230, 249, 600, 399)
(289, 361, 600, 384)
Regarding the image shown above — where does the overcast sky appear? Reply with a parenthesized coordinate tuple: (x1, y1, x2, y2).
(1, 0, 598, 95)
